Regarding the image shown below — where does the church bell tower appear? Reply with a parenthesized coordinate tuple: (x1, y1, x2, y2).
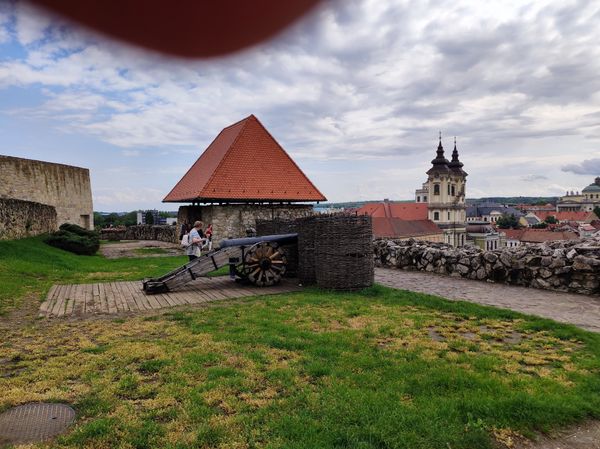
(425, 133, 467, 247)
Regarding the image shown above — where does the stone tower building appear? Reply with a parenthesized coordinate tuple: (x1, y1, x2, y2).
(163, 115, 326, 239)
(416, 135, 467, 246)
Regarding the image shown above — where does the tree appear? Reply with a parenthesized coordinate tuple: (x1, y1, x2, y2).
(123, 211, 138, 226)
(594, 206, 600, 220)
(532, 222, 548, 229)
(145, 211, 155, 225)
(496, 213, 519, 229)
(544, 215, 558, 224)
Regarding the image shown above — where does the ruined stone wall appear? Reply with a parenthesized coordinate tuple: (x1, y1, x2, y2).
(178, 204, 314, 240)
(374, 237, 600, 295)
(0, 155, 93, 230)
(99, 225, 178, 243)
(0, 198, 57, 240)
(124, 225, 178, 243)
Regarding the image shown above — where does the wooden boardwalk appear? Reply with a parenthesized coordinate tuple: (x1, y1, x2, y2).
(39, 277, 301, 318)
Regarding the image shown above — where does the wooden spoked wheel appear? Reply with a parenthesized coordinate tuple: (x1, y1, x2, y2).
(242, 242, 287, 286)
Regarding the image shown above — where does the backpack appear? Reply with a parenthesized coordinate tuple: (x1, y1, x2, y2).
(180, 233, 190, 248)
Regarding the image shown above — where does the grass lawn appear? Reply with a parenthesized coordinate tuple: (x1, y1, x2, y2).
(1, 286, 599, 448)
(0, 237, 187, 314)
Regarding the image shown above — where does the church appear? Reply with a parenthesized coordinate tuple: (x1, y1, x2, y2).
(415, 135, 468, 247)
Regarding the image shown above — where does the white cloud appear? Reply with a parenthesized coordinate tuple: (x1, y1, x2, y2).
(2, 0, 600, 207)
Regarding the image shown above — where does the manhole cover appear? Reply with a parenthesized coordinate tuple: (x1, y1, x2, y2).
(0, 403, 75, 445)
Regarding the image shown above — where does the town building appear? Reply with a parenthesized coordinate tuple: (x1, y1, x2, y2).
(522, 212, 542, 227)
(466, 221, 505, 250)
(357, 200, 443, 242)
(163, 115, 326, 239)
(516, 203, 556, 214)
(532, 210, 598, 225)
(136, 210, 177, 225)
(416, 136, 468, 246)
(556, 177, 600, 212)
(466, 202, 523, 224)
(502, 229, 579, 246)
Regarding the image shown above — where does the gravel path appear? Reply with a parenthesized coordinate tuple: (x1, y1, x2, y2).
(375, 267, 600, 333)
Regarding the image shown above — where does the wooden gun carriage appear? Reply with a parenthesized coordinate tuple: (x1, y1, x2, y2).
(142, 233, 297, 294)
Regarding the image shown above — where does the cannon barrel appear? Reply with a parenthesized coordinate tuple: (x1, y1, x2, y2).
(218, 233, 297, 249)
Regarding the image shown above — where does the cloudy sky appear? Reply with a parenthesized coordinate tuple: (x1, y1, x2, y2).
(1, 0, 599, 211)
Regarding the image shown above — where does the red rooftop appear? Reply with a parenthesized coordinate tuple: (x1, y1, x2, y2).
(164, 115, 326, 203)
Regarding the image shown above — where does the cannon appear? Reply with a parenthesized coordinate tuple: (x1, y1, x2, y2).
(142, 233, 297, 294)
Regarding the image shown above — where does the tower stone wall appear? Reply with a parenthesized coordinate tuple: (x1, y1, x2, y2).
(0, 155, 94, 231)
(178, 204, 314, 241)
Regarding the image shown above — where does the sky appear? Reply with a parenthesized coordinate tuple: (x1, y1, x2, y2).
(0, 0, 599, 211)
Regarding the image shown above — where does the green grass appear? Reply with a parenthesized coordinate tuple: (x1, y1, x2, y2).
(1, 286, 599, 448)
(0, 236, 187, 314)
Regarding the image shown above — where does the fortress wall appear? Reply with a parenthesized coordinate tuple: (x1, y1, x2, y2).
(374, 237, 600, 296)
(0, 155, 93, 230)
(0, 198, 57, 240)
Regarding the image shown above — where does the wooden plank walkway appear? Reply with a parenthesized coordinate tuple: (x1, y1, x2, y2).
(39, 277, 301, 318)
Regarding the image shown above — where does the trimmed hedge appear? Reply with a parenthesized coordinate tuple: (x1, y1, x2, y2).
(44, 223, 100, 255)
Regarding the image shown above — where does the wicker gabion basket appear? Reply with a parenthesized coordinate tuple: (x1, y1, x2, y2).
(313, 215, 374, 290)
(255, 218, 300, 277)
(297, 216, 318, 285)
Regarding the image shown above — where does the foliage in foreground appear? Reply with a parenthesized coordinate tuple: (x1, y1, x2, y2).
(0, 236, 187, 313)
(1, 286, 599, 449)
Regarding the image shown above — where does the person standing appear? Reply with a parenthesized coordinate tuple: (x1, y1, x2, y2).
(205, 223, 213, 251)
(186, 220, 205, 261)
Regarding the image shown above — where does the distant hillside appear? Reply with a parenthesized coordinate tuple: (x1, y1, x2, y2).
(467, 197, 559, 205)
(318, 199, 413, 210)
(320, 197, 559, 210)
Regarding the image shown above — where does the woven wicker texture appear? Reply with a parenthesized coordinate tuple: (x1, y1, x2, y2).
(313, 215, 374, 290)
(0, 403, 75, 444)
(255, 218, 299, 277)
(296, 216, 318, 285)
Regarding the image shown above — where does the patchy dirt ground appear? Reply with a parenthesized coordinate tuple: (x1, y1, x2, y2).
(99, 240, 182, 259)
(511, 420, 600, 449)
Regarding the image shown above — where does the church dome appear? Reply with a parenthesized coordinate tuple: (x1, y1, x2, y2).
(582, 177, 600, 192)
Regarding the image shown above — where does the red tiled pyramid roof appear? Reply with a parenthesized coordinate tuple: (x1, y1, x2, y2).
(163, 115, 326, 202)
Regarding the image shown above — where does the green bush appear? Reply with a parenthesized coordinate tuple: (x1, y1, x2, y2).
(59, 222, 99, 238)
(44, 225, 100, 255)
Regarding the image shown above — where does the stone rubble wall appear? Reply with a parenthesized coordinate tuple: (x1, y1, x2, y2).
(99, 225, 178, 243)
(374, 237, 600, 295)
(0, 198, 57, 240)
(124, 225, 178, 243)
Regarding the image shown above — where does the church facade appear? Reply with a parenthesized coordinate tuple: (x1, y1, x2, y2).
(415, 135, 467, 247)
(556, 177, 600, 212)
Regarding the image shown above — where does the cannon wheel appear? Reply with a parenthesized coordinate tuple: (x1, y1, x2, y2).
(241, 241, 287, 286)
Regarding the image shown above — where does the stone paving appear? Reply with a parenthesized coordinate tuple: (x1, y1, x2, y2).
(375, 267, 600, 333)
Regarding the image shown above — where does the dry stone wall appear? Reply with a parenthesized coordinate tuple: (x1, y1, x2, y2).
(0, 155, 93, 230)
(374, 237, 600, 295)
(100, 225, 177, 243)
(0, 198, 57, 240)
